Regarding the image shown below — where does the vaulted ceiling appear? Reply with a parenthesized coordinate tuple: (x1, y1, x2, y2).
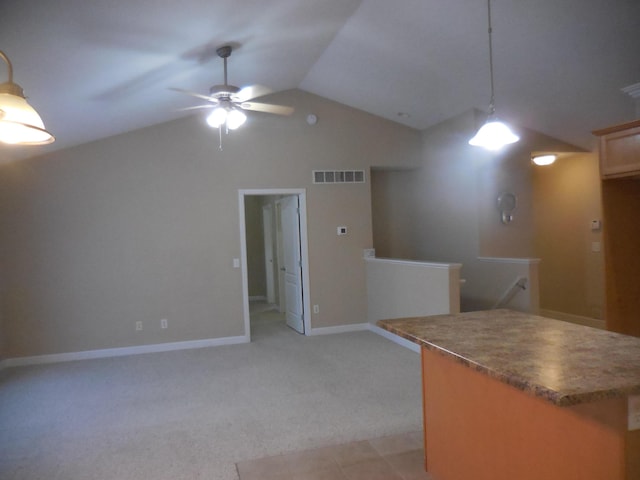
(1, 0, 639, 161)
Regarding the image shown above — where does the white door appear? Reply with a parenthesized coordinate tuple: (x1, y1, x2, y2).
(280, 195, 304, 333)
(262, 204, 276, 305)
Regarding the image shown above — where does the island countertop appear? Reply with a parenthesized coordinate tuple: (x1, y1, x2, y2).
(377, 309, 640, 406)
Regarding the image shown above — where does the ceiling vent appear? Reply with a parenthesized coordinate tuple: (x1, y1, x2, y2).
(313, 170, 366, 184)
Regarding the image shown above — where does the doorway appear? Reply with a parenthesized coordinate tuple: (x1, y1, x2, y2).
(238, 189, 311, 340)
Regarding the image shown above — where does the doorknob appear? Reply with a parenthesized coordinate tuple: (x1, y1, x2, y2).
(280, 267, 286, 271)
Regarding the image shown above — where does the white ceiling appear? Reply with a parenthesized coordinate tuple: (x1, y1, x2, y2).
(1, 0, 639, 161)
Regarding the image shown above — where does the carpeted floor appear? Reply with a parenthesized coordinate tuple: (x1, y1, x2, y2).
(0, 303, 422, 480)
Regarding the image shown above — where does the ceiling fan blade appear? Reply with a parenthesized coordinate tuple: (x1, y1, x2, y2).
(240, 102, 294, 116)
(169, 87, 218, 103)
(177, 104, 216, 111)
(234, 85, 274, 102)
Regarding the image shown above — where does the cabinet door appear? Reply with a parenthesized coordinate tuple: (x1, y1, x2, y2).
(597, 123, 640, 179)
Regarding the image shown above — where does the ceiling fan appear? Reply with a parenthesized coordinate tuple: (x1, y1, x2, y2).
(171, 45, 293, 131)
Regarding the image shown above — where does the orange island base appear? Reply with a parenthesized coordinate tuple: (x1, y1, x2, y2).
(378, 309, 640, 480)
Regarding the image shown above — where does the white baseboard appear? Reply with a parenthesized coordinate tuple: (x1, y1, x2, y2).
(0, 335, 249, 368)
(368, 324, 420, 353)
(306, 322, 420, 354)
(0, 320, 421, 371)
(307, 323, 369, 336)
(539, 309, 606, 330)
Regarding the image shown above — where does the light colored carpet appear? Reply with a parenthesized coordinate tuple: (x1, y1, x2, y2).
(0, 304, 422, 480)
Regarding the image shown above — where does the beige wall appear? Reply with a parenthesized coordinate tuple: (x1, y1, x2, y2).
(532, 152, 604, 319)
(0, 89, 422, 358)
(371, 109, 602, 317)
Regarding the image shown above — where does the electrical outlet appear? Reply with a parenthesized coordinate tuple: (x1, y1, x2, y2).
(161, 318, 168, 329)
(313, 305, 319, 314)
(135, 321, 142, 331)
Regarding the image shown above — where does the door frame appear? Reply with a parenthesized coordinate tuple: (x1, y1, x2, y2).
(238, 189, 312, 340)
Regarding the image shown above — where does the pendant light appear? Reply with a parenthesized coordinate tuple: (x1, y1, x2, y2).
(0, 51, 54, 145)
(469, 0, 519, 151)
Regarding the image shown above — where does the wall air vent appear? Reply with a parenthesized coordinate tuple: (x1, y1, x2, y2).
(313, 170, 366, 184)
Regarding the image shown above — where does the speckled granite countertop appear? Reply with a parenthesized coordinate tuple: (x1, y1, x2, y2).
(378, 309, 640, 406)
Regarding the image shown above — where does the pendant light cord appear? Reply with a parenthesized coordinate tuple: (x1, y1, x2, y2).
(487, 0, 496, 116)
(0, 50, 24, 97)
(0, 51, 14, 84)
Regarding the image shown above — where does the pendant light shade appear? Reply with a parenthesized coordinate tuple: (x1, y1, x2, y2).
(469, 118, 519, 151)
(0, 51, 54, 145)
(469, 0, 518, 150)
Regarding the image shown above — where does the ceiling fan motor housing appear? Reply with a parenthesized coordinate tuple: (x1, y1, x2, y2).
(216, 46, 232, 59)
(209, 84, 240, 99)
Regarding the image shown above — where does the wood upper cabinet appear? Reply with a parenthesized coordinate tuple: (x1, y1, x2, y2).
(593, 119, 640, 179)
(594, 119, 640, 337)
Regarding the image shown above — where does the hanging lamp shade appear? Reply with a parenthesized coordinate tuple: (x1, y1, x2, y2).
(468, 0, 518, 151)
(469, 117, 519, 151)
(0, 51, 54, 145)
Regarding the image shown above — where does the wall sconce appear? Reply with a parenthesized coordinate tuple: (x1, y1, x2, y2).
(497, 192, 517, 224)
(532, 154, 557, 166)
(0, 50, 54, 145)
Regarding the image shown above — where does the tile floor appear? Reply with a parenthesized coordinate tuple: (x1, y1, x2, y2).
(236, 431, 431, 480)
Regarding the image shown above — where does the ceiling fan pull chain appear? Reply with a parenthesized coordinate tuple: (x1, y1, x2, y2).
(218, 126, 223, 151)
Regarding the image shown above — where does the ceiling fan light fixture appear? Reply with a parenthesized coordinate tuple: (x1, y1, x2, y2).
(468, 0, 518, 151)
(172, 44, 293, 150)
(0, 51, 54, 145)
(226, 108, 246, 130)
(206, 106, 228, 128)
(469, 117, 519, 151)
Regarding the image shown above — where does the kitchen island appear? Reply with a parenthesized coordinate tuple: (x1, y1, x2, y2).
(378, 309, 640, 480)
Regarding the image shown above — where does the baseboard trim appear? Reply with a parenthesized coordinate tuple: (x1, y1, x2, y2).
(307, 323, 369, 336)
(368, 324, 420, 353)
(539, 309, 606, 330)
(1, 335, 249, 368)
(307, 322, 420, 353)
(0, 320, 421, 369)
